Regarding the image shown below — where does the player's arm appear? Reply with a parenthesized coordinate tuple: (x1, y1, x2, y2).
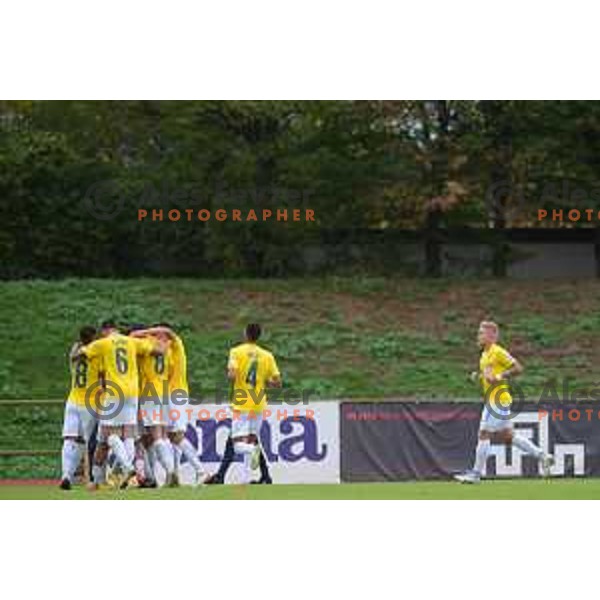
(267, 355, 282, 388)
(227, 350, 238, 382)
(77, 337, 103, 360)
(69, 342, 82, 362)
(149, 337, 169, 355)
(486, 348, 523, 383)
(499, 357, 523, 380)
(134, 335, 168, 356)
(131, 326, 177, 341)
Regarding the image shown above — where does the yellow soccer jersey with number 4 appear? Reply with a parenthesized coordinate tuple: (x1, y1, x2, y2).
(228, 342, 280, 413)
(479, 343, 515, 409)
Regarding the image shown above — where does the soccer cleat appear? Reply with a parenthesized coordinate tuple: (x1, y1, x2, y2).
(106, 470, 120, 489)
(541, 454, 555, 477)
(138, 479, 158, 489)
(193, 470, 207, 486)
(250, 477, 273, 485)
(454, 470, 481, 484)
(119, 469, 138, 490)
(204, 473, 224, 485)
(59, 478, 72, 490)
(166, 472, 180, 487)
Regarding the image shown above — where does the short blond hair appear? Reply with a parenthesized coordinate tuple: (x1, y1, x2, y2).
(480, 320, 499, 336)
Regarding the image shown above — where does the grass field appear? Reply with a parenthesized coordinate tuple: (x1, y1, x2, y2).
(1, 479, 599, 500)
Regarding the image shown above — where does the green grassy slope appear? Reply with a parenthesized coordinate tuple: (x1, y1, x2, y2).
(2, 277, 600, 401)
(1, 479, 599, 500)
(2, 277, 600, 481)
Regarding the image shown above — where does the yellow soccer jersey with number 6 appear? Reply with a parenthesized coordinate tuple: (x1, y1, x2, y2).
(81, 333, 155, 399)
(479, 343, 515, 409)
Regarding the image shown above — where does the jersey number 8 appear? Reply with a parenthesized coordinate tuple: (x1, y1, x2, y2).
(74, 357, 88, 388)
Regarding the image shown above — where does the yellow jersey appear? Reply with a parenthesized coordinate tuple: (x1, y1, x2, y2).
(67, 343, 104, 408)
(167, 334, 188, 398)
(228, 342, 280, 413)
(479, 343, 515, 409)
(139, 345, 171, 402)
(81, 332, 155, 400)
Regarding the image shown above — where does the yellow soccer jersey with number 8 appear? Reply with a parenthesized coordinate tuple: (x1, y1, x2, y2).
(68, 351, 104, 408)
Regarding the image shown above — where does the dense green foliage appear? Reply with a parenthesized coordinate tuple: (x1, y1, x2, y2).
(3, 101, 600, 278)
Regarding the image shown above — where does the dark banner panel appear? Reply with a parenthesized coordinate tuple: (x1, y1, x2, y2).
(341, 402, 600, 482)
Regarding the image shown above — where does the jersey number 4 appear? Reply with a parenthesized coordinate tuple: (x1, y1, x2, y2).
(246, 359, 258, 387)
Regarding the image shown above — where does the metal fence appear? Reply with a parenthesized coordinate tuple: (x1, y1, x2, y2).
(0, 399, 67, 480)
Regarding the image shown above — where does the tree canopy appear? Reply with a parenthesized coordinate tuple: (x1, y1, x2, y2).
(1, 100, 599, 278)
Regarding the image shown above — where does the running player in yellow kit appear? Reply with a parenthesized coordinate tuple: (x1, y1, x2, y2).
(59, 325, 103, 490)
(228, 323, 281, 484)
(455, 321, 554, 483)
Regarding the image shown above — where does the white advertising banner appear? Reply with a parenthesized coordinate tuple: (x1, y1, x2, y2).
(177, 401, 340, 484)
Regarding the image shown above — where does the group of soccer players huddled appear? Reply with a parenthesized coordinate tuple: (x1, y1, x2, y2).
(60, 320, 281, 491)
